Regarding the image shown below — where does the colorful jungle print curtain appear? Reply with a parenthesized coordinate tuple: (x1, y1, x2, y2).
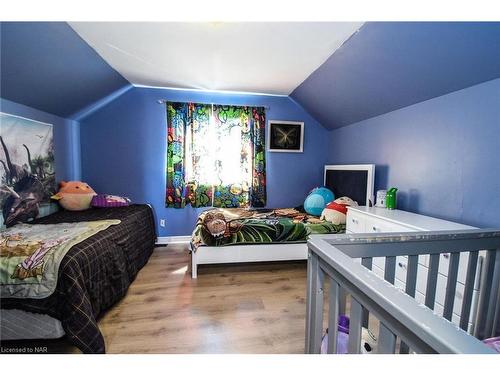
(166, 102, 266, 209)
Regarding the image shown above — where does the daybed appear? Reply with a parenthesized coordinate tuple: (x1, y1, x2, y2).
(189, 164, 375, 278)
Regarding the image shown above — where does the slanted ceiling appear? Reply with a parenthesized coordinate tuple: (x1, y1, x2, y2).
(0, 22, 130, 118)
(1, 22, 499, 127)
(291, 22, 500, 129)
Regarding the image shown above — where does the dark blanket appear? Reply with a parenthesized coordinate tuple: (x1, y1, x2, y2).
(1, 204, 156, 353)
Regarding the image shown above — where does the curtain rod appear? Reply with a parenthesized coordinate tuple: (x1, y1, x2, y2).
(156, 99, 270, 110)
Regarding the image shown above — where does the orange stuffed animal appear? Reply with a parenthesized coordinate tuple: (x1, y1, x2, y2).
(51, 181, 97, 211)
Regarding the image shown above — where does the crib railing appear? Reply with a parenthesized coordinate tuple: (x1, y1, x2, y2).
(305, 229, 500, 354)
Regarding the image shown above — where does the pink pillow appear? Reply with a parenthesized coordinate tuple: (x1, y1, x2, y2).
(91, 194, 131, 208)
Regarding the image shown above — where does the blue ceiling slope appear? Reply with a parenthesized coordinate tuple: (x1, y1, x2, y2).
(0, 22, 130, 118)
(291, 22, 500, 129)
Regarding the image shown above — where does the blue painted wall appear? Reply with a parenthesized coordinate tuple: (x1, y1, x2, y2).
(0, 22, 130, 119)
(0, 98, 82, 182)
(79, 87, 331, 236)
(328, 78, 500, 228)
(292, 22, 500, 129)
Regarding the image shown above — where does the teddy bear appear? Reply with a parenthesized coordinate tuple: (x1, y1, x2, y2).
(320, 196, 358, 225)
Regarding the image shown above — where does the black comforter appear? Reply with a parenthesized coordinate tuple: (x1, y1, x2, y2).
(1, 204, 156, 353)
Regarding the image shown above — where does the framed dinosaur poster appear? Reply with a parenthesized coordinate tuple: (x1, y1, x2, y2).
(0, 112, 55, 227)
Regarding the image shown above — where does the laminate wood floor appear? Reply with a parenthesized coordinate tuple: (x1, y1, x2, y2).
(102, 244, 310, 354)
(3, 244, 314, 354)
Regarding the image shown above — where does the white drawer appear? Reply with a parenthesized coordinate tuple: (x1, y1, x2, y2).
(371, 249, 480, 286)
(346, 211, 367, 233)
(371, 264, 385, 279)
(372, 261, 472, 318)
(406, 283, 474, 333)
(364, 216, 416, 234)
(372, 264, 476, 328)
(394, 256, 429, 284)
(373, 254, 427, 270)
(436, 252, 481, 288)
(415, 266, 467, 316)
(372, 258, 427, 288)
(398, 253, 480, 292)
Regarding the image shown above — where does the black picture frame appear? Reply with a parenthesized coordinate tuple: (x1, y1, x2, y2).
(267, 120, 304, 153)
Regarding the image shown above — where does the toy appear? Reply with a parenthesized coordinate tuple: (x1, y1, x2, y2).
(320, 315, 377, 354)
(386, 187, 398, 209)
(2, 175, 44, 227)
(320, 196, 358, 225)
(483, 337, 500, 353)
(321, 315, 350, 354)
(304, 187, 335, 216)
(51, 181, 96, 211)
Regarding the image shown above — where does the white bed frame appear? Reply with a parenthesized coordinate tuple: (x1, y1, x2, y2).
(191, 243, 307, 278)
(191, 164, 375, 278)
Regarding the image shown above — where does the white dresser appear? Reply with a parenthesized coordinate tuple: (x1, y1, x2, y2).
(346, 206, 481, 331)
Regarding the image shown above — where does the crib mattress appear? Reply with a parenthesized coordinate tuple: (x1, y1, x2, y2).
(0, 309, 65, 340)
(191, 207, 345, 250)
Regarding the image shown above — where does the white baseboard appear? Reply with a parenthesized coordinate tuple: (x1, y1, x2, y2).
(156, 236, 191, 245)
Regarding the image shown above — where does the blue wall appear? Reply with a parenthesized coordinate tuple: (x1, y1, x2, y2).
(328, 78, 500, 228)
(80, 87, 331, 236)
(0, 98, 81, 182)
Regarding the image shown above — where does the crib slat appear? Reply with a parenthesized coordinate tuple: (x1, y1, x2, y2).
(348, 298, 363, 354)
(399, 342, 410, 354)
(474, 250, 495, 339)
(400, 255, 418, 354)
(327, 281, 340, 354)
(425, 254, 440, 309)
(361, 257, 373, 269)
(378, 323, 397, 354)
(405, 255, 419, 298)
(384, 256, 396, 284)
(481, 249, 500, 338)
(361, 257, 372, 328)
(305, 251, 314, 353)
(306, 252, 325, 353)
(460, 251, 478, 331)
(443, 252, 460, 321)
(339, 288, 347, 315)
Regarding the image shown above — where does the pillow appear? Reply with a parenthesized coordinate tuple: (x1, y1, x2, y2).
(320, 196, 358, 225)
(91, 194, 131, 208)
(51, 180, 96, 211)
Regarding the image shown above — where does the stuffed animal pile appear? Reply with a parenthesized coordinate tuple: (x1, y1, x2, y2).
(320, 196, 358, 225)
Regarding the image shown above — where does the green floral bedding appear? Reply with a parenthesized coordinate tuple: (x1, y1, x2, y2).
(191, 208, 345, 250)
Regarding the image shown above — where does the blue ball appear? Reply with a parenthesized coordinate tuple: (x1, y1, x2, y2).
(304, 187, 335, 216)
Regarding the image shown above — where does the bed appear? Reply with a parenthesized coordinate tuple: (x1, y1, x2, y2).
(0, 204, 156, 353)
(190, 164, 375, 278)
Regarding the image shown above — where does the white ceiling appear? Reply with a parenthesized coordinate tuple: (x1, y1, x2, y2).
(69, 22, 363, 95)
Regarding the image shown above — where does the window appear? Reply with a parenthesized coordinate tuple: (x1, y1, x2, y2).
(166, 102, 266, 209)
